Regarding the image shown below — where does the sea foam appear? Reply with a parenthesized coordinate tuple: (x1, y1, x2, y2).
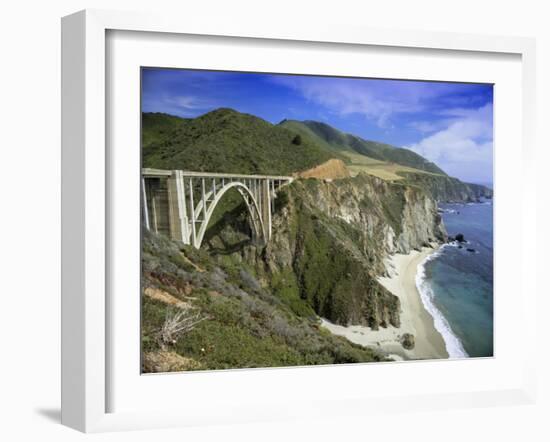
(416, 246, 469, 359)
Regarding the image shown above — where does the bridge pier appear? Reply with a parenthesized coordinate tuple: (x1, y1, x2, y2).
(142, 169, 293, 249)
(261, 179, 272, 240)
(166, 171, 189, 244)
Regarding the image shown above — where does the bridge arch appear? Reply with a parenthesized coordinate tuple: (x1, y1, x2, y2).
(195, 181, 266, 249)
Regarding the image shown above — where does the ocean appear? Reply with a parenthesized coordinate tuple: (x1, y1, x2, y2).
(417, 199, 494, 358)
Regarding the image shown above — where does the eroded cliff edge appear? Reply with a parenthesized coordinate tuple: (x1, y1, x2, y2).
(204, 173, 447, 331)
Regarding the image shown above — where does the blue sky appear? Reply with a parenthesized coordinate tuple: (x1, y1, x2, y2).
(142, 68, 493, 184)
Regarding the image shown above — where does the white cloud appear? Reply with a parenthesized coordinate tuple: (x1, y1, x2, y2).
(405, 103, 493, 183)
(164, 95, 218, 111)
(143, 94, 221, 118)
(272, 77, 428, 128)
(408, 121, 440, 134)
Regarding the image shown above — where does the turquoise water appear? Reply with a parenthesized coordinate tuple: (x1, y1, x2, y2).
(417, 200, 494, 358)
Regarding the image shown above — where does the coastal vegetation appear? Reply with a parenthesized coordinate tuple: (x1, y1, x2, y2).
(141, 231, 386, 372)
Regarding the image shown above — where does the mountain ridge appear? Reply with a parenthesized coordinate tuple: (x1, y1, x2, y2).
(279, 119, 447, 175)
(142, 108, 343, 175)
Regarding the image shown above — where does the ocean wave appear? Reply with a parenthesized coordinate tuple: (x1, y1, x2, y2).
(466, 201, 492, 206)
(416, 249, 469, 359)
(445, 240, 468, 247)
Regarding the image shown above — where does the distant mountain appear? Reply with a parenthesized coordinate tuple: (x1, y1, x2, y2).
(279, 120, 447, 175)
(142, 109, 340, 175)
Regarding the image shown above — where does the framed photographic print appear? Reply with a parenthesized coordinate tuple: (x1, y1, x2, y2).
(61, 9, 537, 432)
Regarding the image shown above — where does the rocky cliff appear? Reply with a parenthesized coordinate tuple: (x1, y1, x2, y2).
(400, 171, 493, 202)
(204, 173, 447, 330)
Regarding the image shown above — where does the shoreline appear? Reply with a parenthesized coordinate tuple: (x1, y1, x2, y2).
(320, 246, 449, 361)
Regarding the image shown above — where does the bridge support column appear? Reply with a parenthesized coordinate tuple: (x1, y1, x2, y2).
(167, 171, 190, 244)
(141, 177, 150, 231)
(261, 179, 272, 240)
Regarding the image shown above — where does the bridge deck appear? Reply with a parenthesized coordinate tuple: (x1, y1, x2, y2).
(142, 168, 293, 181)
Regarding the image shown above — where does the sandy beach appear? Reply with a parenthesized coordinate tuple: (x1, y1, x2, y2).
(321, 246, 449, 361)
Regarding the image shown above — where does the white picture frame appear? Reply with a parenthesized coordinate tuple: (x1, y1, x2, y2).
(61, 9, 537, 433)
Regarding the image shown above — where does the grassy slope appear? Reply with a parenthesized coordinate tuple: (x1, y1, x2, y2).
(142, 109, 339, 175)
(280, 120, 447, 175)
(342, 151, 440, 181)
(278, 119, 356, 157)
(280, 120, 444, 181)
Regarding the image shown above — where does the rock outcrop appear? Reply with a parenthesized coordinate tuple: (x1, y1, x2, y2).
(401, 333, 415, 350)
(296, 159, 351, 180)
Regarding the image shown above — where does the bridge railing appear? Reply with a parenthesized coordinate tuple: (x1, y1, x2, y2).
(142, 168, 295, 181)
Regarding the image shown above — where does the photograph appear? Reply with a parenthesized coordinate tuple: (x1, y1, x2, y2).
(140, 68, 494, 373)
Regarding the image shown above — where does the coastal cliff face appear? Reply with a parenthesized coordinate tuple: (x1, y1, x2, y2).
(400, 172, 493, 202)
(205, 173, 447, 330)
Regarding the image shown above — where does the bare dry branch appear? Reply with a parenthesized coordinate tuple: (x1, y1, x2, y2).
(158, 308, 208, 349)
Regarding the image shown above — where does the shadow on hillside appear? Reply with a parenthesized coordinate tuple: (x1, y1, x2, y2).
(202, 200, 255, 255)
(207, 238, 253, 256)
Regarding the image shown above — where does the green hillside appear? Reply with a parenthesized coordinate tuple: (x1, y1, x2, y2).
(279, 120, 447, 175)
(142, 112, 184, 149)
(278, 119, 356, 156)
(142, 109, 339, 175)
(142, 109, 491, 202)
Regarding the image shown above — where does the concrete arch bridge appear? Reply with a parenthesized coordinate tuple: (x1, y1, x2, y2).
(142, 168, 293, 248)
